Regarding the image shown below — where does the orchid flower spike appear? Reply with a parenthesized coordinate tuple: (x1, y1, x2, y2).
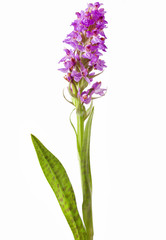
(59, 2, 107, 106)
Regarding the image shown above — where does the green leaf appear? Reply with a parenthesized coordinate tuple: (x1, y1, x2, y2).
(31, 134, 87, 240)
(63, 88, 74, 106)
(69, 108, 77, 136)
(88, 71, 103, 79)
(84, 101, 93, 121)
(80, 107, 94, 240)
(69, 108, 81, 156)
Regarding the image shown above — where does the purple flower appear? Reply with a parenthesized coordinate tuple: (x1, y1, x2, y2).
(94, 59, 107, 71)
(58, 49, 79, 73)
(58, 49, 73, 63)
(71, 63, 92, 83)
(59, 2, 107, 104)
(78, 82, 106, 104)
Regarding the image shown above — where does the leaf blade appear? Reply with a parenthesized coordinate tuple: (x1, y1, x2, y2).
(31, 134, 87, 240)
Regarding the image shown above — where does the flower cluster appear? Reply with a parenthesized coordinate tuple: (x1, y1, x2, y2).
(59, 2, 107, 104)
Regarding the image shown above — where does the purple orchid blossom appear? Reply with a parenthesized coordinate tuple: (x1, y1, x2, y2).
(78, 81, 106, 104)
(71, 63, 93, 83)
(59, 2, 107, 104)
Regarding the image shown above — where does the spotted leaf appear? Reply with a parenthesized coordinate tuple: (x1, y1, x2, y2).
(31, 134, 87, 240)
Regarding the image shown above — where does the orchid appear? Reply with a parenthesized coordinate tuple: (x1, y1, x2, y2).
(31, 2, 108, 240)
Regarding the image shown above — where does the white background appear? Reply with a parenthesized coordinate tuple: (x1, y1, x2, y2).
(0, 0, 166, 239)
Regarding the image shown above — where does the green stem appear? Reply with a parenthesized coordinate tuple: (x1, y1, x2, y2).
(76, 102, 93, 240)
(77, 113, 84, 151)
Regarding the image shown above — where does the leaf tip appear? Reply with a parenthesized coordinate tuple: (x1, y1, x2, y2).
(31, 134, 37, 145)
(31, 133, 34, 140)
